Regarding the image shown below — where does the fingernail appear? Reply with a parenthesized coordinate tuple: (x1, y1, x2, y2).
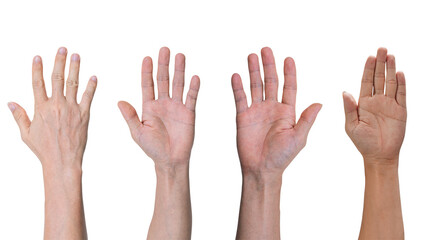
(7, 102, 15, 112)
(58, 47, 67, 55)
(72, 54, 80, 61)
(34, 56, 41, 63)
(91, 76, 97, 82)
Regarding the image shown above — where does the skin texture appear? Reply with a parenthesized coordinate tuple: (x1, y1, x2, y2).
(8, 47, 97, 240)
(232, 47, 322, 240)
(343, 48, 406, 240)
(118, 47, 200, 240)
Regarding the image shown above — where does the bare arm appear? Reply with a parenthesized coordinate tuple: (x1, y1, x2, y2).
(9, 47, 97, 240)
(343, 48, 406, 239)
(232, 47, 322, 239)
(118, 47, 200, 240)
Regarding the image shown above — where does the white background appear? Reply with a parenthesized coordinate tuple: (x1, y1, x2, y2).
(0, 0, 429, 239)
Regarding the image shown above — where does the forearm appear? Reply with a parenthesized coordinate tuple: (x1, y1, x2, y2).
(359, 159, 404, 240)
(236, 171, 282, 240)
(43, 165, 87, 240)
(148, 163, 192, 240)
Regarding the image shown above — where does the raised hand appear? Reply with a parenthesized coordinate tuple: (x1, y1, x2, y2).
(343, 48, 407, 165)
(118, 47, 200, 169)
(8, 47, 97, 240)
(118, 47, 199, 240)
(233, 47, 321, 240)
(343, 48, 405, 240)
(9, 47, 97, 170)
(232, 47, 322, 177)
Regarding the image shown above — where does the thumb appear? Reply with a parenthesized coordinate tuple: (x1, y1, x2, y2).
(342, 92, 359, 131)
(295, 103, 322, 145)
(8, 102, 31, 140)
(117, 101, 142, 134)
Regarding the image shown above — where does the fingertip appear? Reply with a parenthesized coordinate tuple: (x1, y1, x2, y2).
(261, 46, 273, 54)
(160, 46, 170, 54)
(192, 74, 200, 81)
(117, 100, 131, 114)
(396, 71, 406, 83)
(343, 91, 351, 98)
(175, 53, 185, 60)
(33, 55, 42, 63)
(231, 73, 242, 86)
(366, 56, 376, 65)
(58, 47, 67, 55)
(142, 57, 153, 70)
(284, 57, 296, 75)
(7, 102, 16, 112)
(191, 75, 200, 88)
(376, 48, 388, 60)
(248, 53, 258, 61)
(71, 53, 80, 62)
(90, 75, 97, 83)
(377, 47, 388, 54)
(309, 103, 323, 115)
(284, 57, 295, 64)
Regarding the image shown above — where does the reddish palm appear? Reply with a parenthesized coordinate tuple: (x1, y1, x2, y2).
(343, 48, 407, 164)
(118, 47, 200, 167)
(232, 47, 322, 175)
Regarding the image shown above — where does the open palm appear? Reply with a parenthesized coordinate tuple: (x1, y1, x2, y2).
(343, 48, 406, 163)
(118, 47, 200, 167)
(232, 47, 322, 175)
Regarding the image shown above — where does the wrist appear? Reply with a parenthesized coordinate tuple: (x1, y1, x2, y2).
(363, 156, 399, 172)
(155, 161, 189, 179)
(364, 159, 399, 182)
(43, 164, 83, 180)
(363, 156, 399, 167)
(42, 162, 83, 192)
(242, 170, 282, 192)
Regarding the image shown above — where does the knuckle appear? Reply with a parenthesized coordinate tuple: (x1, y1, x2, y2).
(233, 87, 243, 92)
(141, 82, 154, 88)
(66, 78, 79, 87)
(298, 138, 307, 149)
(264, 77, 278, 83)
(250, 82, 262, 89)
(32, 78, 45, 88)
(15, 112, 23, 121)
(173, 81, 185, 87)
(374, 72, 385, 78)
(187, 92, 197, 100)
(157, 75, 169, 82)
(386, 78, 397, 84)
(362, 77, 373, 83)
(83, 91, 93, 100)
(20, 132, 28, 142)
(52, 72, 64, 82)
(283, 84, 297, 90)
(81, 109, 90, 118)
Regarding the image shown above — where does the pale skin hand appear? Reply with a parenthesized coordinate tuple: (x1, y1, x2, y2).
(8, 47, 97, 240)
(118, 47, 200, 240)
(343, 48, 406, 239)
(233, 47, 322, 240)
